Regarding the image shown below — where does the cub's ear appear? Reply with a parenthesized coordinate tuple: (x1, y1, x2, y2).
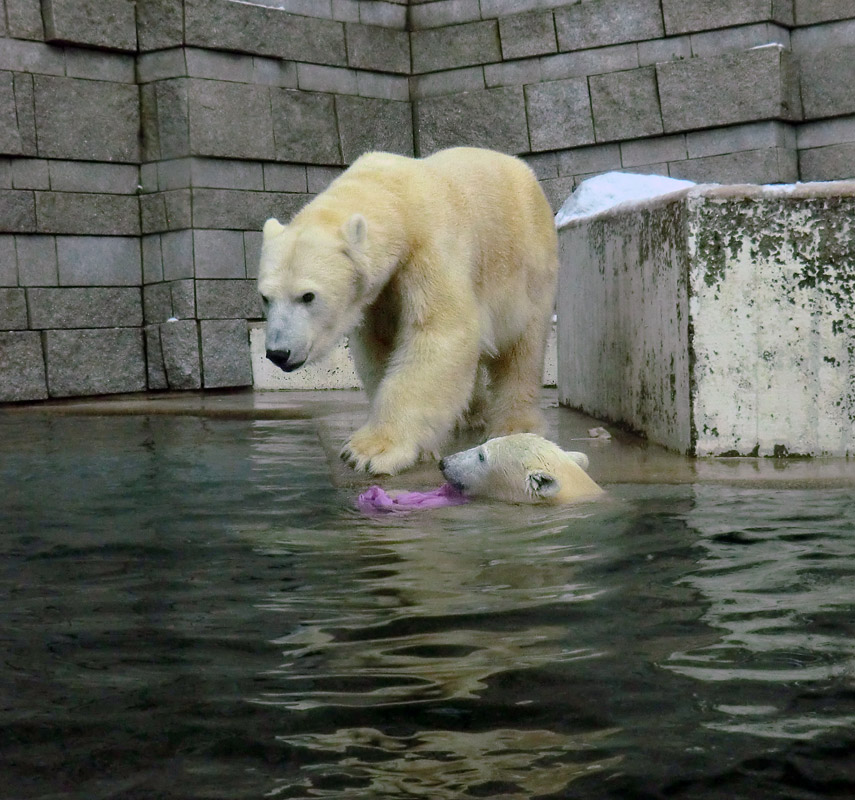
(527, 470, 561, 499)
(342, 213, 368, 250)
(263, 218, 285, 240)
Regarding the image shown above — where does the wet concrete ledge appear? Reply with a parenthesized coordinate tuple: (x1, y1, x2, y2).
(3, 388, 854, 490)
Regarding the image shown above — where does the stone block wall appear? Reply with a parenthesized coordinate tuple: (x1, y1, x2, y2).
(2, 0, 855, 402)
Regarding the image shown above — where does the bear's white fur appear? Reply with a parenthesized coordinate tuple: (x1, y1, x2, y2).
(258, 147, 558, 475)
(440, 433, 603, 504)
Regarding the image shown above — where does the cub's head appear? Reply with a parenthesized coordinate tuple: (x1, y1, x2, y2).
(439, 433, 598, 505)
(258, 215, 368, 372)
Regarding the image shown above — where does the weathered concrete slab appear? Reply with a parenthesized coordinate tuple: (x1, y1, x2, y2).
(557, 180, 855, 457)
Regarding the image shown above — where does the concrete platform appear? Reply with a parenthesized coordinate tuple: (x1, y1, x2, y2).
(4, 388, 855, 490)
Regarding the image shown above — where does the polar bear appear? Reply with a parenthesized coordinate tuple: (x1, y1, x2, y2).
(258, 147, 558, 475)
(439, 433, 603, 504)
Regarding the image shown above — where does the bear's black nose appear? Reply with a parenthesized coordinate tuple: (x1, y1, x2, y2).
(266, 349, 292, 371)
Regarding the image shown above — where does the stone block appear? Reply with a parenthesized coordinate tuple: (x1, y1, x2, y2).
(296, 63, 358, 95)
(358, 1, 406, 28)
(797, 116, 855, 150)
(0, 39, 65, 76)
(244, 231, 263, 279)
(336, 96, 414, 162)
(170, 279, 195, 318)
(662, 0, 794, 34)
(11, 159, 49, 190)
(409, 0, 481, 29)
(271, 89, 342, 164)
(689, 24, 790, 59)
(142, 235, 163, 284)
(307, 166, 343, 193)
(795, 0, 855, 24)
(556, 144, 622, 177)
(253, 56, 297, 88)
(190, 158, 264, 191)
(0, 287, 27, 329)
(5, 0, 44, 40)
(499, 12, 557, 60)
(65, 50, 136, 84)
(657, 49, 801, 134)
(42, 0, 136, 51)
(346, 23, 410, 74)
(35, 193, 140, 236)
(185, 48, 254, 83)
(554, 0, 664, 52)
(158, 159, 192, 193)
(414, 86, 529, 156)
(15, 235, 58, 286)
(188, 79, 274, 160)
(668, 147, 798, 184)
(27, 286, 142, 329)
(12, 73, 37, 157)
(140, 194, 167, 234)
(184, 0, 347, 66)
(540, 176, 578, 214)
(56, 236, 141, 286)
(139, 85, 161, 162)
(590, 67, 663, 142)
(410, 66, 485, 100)
(800, 143, 855, 182)
(161, 231, 194, 281)
(800, 45, 855, 121)
(621, 134, 688, 168)
(143, 282, 173, 324)
(136, 0, 184, 51)
(45, 328, 145, 397)
(541, 43, 639, 82)
(159, 319, 201, 389)
(263, 163, 307, 193)
(0, 189, 36, 233)
(0, 72, 23, 155)
(33, 76, 139, 163)
(144, 324, 168, 390)
(137, 49, 187, 86)
(638, 36, 692, 67)
(193, 229, 247, 279)
(0, 235, 16, 285)
(484, 59, 543, 89)
(191, 189, 307, 231)
(525, 78, 595, 152)
(356, 71, 409, 101)
(200, 319, 252, 388)
(196, 279, 261, 320)
(686, 121, 796, 159)
(411, 20, 501, 73)
(48, 162, 139, 195)
(154, 79, 190, 161)
(0, 331, 47, 402)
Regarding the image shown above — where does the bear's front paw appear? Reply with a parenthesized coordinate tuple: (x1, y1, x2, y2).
(341, 427, 421, 475)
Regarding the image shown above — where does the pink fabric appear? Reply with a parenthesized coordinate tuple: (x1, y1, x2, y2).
(357, 483, 468, 514)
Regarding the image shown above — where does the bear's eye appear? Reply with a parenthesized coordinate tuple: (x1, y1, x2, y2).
(478, 450, 486, 463)
(300, 292, 315, 304)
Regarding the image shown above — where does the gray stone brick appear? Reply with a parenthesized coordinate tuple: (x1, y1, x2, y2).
(28, 286, 142, 329)
(0, 189, 36, 233)
(33, 76, 140, 163)
(621, 134, 687, 168)
(346, 23, 411, 74)
(484, 59, 543, 89)
(414, 86, 529, 155)
(590, 67, 663, 142)
(136, 0, 183, 51)
(411, 20, 501, 73)
(139, 84, 161, 162)
(657, 49, 801, 134)
(161, 231, 194, 281)
(201, 319, 252, 388)
(185, 48, 254, 83)
(638, 35, 692, 67)
(337, 96, 414, 162)
(540, 43, 640, 82)
(356, 71, 409, 102)
(157, 159, 190, 192)
(159, 319, 201, 389)
(194, 229, 247, 279)
(46, 328, 146, 397)
(555, 0, 664, 52)
(523, 152, 557, 180)
(48, 162, 139, 195)
(140, 193, 168, 234)
(144, 324, 168, 390)
(0, 160, 10, 189)
(540, 176, 577, 213)
(244, 231, 263, 279)
(525, 78, 595, 152)
(56, 236, 141, 286)
(143, 282, 173, 324)
(170, 279, 195, 318)
(154, 79, 190, 161)
(800, 45, 855, 121)
(15, 235, 58, 286)
(409, 66, 485, 99)
(271, 89, 342, 164)
(0, 331, 47, 402)
(142, 235, 163, 284)
(499, 12, 557, 60)
(42, 0, 136, 50)
(795, 0, 855, 25)
(64, 50, 136, 84)
(11, 159, 49, 190)
(359, 1, 407, 28)
(409, 0, 481, 29)
(0, 38, 65, 76)
(296, 63, 359, 95)
(184, 0, 347, 67)
(686, 121, 796, 159)
(187, 79, 275, 161)
(690, 24, 790, 59)
(797, 116, 855, 149)
(662, 0, 793, 34)
(263, 163, 308, 193)
(137, 49, 187, 85)
(668, 147, 798, 184)
(5, 0, 44, 40)
(0, 235, 16, 285)
(333, 0, 361, 23)
(195, 279, 262, 320)
(0, 72, 23, 155)
(799, 143, 855, 181)
(192, 189, 308, 231)
(12, 73, 37, 157)
(189, 158, 264, 191)
(307, 166, 344, 193)
(253, 57, 298, 88)
(35, 193, 140, 236)
(0, 287, 27, 329)
(163, 190, 192, 230)
(556, 144, 622, 176)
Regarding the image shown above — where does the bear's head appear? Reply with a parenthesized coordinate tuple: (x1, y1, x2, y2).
(258, 215, 369, 372)
(439, 433, 601, 505)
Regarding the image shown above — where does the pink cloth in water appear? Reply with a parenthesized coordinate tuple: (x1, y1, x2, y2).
(357, 483, 468, 514)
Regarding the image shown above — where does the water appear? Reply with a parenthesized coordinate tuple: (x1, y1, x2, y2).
(1, 415, 853, 799)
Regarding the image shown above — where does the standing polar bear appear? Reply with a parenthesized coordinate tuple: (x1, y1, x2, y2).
(258, 147, 558, 475)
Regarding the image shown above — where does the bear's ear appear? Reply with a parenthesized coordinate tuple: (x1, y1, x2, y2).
(527, 470, 560, 499)
(263, 218, 285, 240)
(342, 214, 368, 250)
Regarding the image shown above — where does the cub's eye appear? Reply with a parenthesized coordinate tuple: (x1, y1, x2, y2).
(300, 292, 316, 304)
(478, 450, 486, 463)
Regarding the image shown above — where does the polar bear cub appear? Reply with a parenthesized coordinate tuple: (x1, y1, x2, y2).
(258, 147, 558, 476)
(439, 433, 603, 505)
